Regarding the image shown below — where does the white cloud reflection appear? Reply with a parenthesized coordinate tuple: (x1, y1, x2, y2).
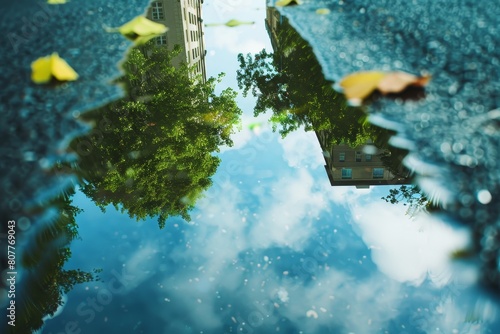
(352, 201, 471, 287)
(249, 169, 329, 250)
(277, 269, 404, 334)
(279, 130, 325, 169)
(55, 132, 498, 334)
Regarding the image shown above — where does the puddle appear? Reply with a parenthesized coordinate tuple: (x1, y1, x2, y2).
(2, 0, 500, 333)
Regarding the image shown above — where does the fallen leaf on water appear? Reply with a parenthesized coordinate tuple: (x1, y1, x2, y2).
(340, 71, 386, 101)
(339, 70, 431, 104)
(106, 16, 168, 44)
(276, 0, 302, 6)
(377, 71, 431, 94)
(205, 19, 255, 27)
(31, 53, 78, 84)
(47, 0, 68, 4)
(316, 8, 331, 15)
(225, 19, 255, 27)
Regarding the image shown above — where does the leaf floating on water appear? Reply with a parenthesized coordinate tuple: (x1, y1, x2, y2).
(316, 8, 331, 15)
(340, 71, 386, 102)
(276, 0, 302, 6)
(378, 71, 431, 94)
(106, 16, 168, 44)
(339, 70, 431, 104)
(31, 53, 78, 84)
(47, 0, 68, 4)
(205, 19, 255, 27)
(225, 19, 255, 27)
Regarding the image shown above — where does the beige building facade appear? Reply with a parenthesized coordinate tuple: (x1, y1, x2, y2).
(146, 0, 207, 82)
(316, 131, 410, 188)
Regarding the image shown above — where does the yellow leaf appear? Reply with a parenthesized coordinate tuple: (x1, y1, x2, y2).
(377, 71, 431, 94)
(316, 8, 331, 15)
(107, 16, 168, 44)
(339, 71, 386, 101)
(224, 19, 255, 27)
(31, 53, 78, 84)
(276, 0, 302, 7)
(339, 70, 431, 103)
(204, 19, 255, 27)
(50, 53, 79, 81)
(31, 55, 52, 84)
(47, 0, 68, 4)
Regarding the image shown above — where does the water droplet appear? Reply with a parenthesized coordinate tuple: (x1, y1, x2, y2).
(23, 151, 36, 161)
(393, 60, 403, 68)
(18, 217, 31, 231)
(452, 142, 464, 153)
(448, 82, 459, 95)
(362, 145, 377, 154)
(477, 190, 492, 204)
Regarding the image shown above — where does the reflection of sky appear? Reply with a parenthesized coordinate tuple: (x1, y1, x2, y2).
(41, 2, 500, 334)
(42, 124, 500, 334)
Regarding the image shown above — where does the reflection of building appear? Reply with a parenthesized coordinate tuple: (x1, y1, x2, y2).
(316, 131, 410, 188)
(146, 0, 206, 82)
(265, 5, 409, 188)
(265, 6, 283, 51)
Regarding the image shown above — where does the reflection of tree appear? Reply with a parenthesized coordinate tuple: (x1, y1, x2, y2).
(14, 189, 98, 333)
(378, 145, 411, 180)
(237, 17, 375, 147)
(71, 45, 242, 229)
(381, 184, 434, 217)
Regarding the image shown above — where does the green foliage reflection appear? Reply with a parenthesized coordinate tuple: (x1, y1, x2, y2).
(236, 17, 375, 147)
(71, 45, 242, 228)
(13, 189, 99, 333)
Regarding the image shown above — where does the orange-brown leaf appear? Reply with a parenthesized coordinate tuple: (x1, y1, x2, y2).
(339, 70, 431, 103)
(339, 71, 386, 101)
(377, 72, 431, 94)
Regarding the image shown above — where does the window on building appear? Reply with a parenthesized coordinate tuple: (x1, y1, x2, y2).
(151, 2, 164, 20)
(373, 168, 384, 179)
(155, 35, 167, 45)
(365, 154, 372, 161)
(356, 151, 362, 162)
(341, 168, 352, 179)
(339, 152, 345, 162)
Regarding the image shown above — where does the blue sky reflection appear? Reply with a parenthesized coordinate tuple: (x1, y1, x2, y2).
(41, 123, 499, 334)
(40, 2, 500, 333)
